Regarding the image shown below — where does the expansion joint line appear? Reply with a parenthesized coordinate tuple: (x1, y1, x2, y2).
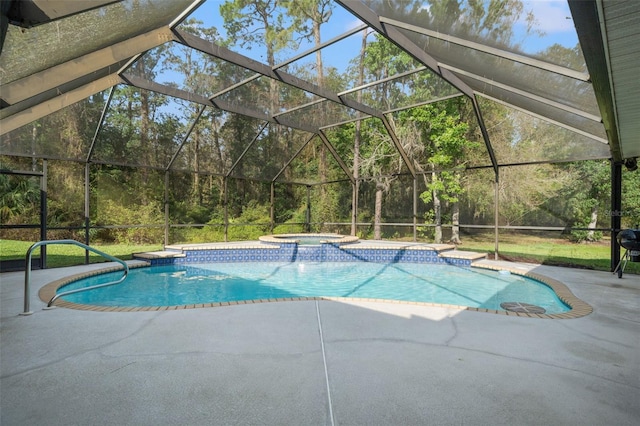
(316, 301, 336, 426)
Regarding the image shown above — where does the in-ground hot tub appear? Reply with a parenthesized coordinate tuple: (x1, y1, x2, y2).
(259, 233, 359, 246)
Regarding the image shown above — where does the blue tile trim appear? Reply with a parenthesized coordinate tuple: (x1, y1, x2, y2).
(140, 246, 466, 266)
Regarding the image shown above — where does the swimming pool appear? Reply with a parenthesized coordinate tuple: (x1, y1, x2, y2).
(52, 262, 571, 314)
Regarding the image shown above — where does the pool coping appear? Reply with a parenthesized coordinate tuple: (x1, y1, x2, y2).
(258, 233, 360, 245)
(38, 260, 592, 319)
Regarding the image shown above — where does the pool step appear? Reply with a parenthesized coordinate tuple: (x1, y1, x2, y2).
(133, 251, 186, 260)
(438, 250, 488, 262)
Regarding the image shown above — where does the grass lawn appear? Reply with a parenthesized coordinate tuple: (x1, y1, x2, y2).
(458, 234, 639, 274)
(0, 240, 163, 269)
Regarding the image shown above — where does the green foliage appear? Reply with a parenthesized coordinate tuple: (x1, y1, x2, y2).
(273, 223, 305, 234)
(231, 199, 270, 223)
(569, 227, 603, 244)
(418, 210, 436, 240)
(553, 160, 610, 242)
(176, 224, 225, 244)
(94, 199, 163, 244)
(220, 0, 301, 65)
(226, 200, 271, 240)
(621, 168, 640, 228)
(0, 174, 39, 223)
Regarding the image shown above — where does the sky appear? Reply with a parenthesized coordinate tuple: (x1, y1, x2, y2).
(153, 0, 582, 120)
(185, 0, 366, 69)
(515, 0, 578, 51)
(183, 0, 579, 69)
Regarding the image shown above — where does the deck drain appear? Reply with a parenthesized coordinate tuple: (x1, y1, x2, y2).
(500, 302, 546, 314)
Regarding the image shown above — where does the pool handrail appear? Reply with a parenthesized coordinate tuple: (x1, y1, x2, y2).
(22, 240, 129, 315)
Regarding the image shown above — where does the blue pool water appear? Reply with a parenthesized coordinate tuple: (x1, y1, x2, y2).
(57, 262, 570, 313)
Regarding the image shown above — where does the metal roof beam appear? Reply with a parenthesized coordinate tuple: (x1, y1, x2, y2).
(166, 105, 207, 171)
(479, 93, 609, 145)
(6, 0, 122, 28)
(336, 1, 475, 98)
(380, 115, 416, 178)
(440, 63, 602, 123)
(226, 123, 270, 178)
(272, 99, 326, 118)
(470, 96, 499, 176)
(86, 86, 116, 163)
(272, 134, 316, 182)
(337, 0, 498, 176)
(122, 74, 320, 135)
(209, 74, 261, 100)
(384, 93, 465, 115)
(379, 16, 590, 82)
(338, 66, 428, 96)
(318, 114, 369, 130)
(172, 28, 381, 119)
(0, 74, 122, 135)
(273, 23, 368, 70)
(1, 26, 176, 108)
(318, 131, 355, 184)
(0, 59, 131, 120)
(569, 0, 620, 161)
(169, 0, 207, 29)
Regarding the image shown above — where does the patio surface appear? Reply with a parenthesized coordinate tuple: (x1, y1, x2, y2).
(1, 259, 639, 425)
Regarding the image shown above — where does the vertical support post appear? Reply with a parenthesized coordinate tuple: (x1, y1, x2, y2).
(223, 177, 228, 242)
(351, 180, 359, 236)
(84, 163, 90, 264)
(164, 171, 170, 247)
(306, 185, 311, 233)
(494, 170, 500, 261)
(611, 160, 622, 271)
(413, 177, 418, 242)
(270, 182, 275, 233)
(40, 160, 47, 269)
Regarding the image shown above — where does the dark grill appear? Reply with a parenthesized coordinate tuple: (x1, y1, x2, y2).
(617, 229, 640, 259)
(614, 229, 640, 278)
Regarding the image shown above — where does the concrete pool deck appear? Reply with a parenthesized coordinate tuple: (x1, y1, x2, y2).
(1, 260, 639, 425)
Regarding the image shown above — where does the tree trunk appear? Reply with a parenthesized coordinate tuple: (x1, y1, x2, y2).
(450, 201, 461, 244)
(352, 120, 361, 236)
(352, 29, 366, 236)
(433, 172, 442, 243)
(374, 182, 383, 240)
(139, 87, 150, 195)
(587, 205, 598, 241)
(211, 118, 224, 172)
(193, 129, 200, 204)
(31, 123, 38, 171)
(313, 19, 329, 213)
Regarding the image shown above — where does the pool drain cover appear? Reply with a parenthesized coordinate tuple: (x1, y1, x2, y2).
(500, 302, 546, 314)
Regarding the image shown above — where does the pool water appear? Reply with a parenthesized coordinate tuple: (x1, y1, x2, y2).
(57, 262, 570, 313)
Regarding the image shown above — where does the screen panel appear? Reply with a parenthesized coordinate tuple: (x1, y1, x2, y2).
(1, 0, 193, 84)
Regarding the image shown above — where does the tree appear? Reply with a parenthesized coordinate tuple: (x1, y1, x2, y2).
(354, 34, 416, 239)
(621, 168, 640, 229)
(561, 160, 610, 242)
(397, 103, 472, 243)
(0, 174, 39, 224)
(283, 0, 335, 222)
(220, 0, 300, 114)
(163, 19, 226, 207)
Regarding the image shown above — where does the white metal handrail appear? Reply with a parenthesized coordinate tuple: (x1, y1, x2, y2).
(22, 240, 129, 315)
